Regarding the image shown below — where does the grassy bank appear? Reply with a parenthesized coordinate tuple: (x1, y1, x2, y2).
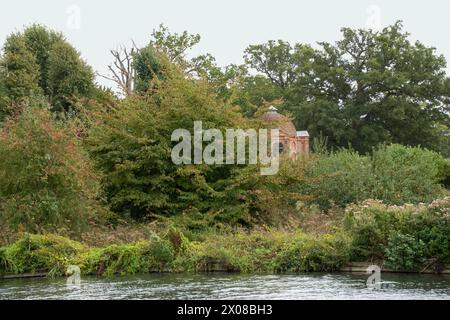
(0, 230, 351, 277)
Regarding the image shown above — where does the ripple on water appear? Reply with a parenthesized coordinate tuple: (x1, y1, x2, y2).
(0, 273, 449, 300)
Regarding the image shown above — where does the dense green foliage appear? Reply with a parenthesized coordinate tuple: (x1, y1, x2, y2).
(0, 33, 41, 120)
(0, 105, 99, 234)
(0, 231, 351, 276)
(0, 23, 449, 276)
(2, 196, 448, 276)
(85, 66, 261, 224)
(384, 233, 427, 271)
(0, 25, 95, 118)
(0, 233, 86, 276)
(242, 22, 450, 156)
(305, 144, 447, 210)
(305, 149, 374, 209)
(345, 198, 450, 270)
(370, 144, 447, 204)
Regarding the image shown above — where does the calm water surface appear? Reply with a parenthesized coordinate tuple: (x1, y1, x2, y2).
(1, 273, 449, 300)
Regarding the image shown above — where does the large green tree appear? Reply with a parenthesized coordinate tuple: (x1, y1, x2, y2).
(133, 45, 166, 93)
(243, 22, 450, 155)
(0, 25, 95, 118)
(85, 63, 258, 224)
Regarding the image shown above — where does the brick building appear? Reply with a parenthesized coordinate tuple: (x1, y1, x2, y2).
(260, 106, 309, 157)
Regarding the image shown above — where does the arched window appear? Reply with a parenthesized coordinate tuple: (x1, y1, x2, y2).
(278, 142, 284, 154)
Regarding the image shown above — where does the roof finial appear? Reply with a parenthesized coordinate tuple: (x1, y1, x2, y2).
(268, 106, 278, 113)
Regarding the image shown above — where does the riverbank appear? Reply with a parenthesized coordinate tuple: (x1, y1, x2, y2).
(0, 231, 352, 277)
(1, 230, 449, 279)
(1, 198, 449, 278)
(2, 262, 450, 280)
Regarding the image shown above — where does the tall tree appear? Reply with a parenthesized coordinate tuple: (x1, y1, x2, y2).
(244, 40, 302, 90)
(150, 23, 201, 66)
(47, 40, 95, 114)
(244, 22, 450, 154)
(0, 25, 95, 118)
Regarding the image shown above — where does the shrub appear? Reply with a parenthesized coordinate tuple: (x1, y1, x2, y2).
(344, 200, 398, 260)
(144, 238, 175, 271)
(384, 232, 426, 271)
(305, 144, 446, 210)
(0, 107, 100, 234)
(83, 242, 149, 276)
(345, 198, 450, 267)
(371, 144, 447, 204)
(85, 66, 264, 225)
(0, 233, 86, 276)
(305, 150, 373, 210)
(173, 230, 351, 273)
(273, 233, 351, 273)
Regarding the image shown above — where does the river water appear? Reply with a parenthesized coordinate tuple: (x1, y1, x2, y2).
(0, 273, 449, 300)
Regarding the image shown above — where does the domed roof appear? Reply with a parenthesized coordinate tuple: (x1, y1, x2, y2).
(259, 106, 297, 137)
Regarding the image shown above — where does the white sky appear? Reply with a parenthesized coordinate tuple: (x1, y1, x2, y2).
(1, 0, 449, 89)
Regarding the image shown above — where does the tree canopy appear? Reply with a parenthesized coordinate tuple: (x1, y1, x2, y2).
(242, 22, 450, 155)
(0, 24, 95, 118)
(0, 22, 448, 231)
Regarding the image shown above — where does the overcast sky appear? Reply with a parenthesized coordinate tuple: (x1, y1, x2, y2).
(1, 0, 449, 89)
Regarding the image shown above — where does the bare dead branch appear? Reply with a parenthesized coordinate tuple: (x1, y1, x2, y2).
(99, 44, 136, 97)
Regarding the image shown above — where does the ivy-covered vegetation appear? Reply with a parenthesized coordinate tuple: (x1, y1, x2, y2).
(1, 195, 449, 277)
(0, 231, 352, 276)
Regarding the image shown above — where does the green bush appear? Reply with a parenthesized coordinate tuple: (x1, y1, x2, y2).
(371, 144, 447, 204)
(305, 150, 373, 210)
(80, 233, 176, 276)
(273, 233, 351, 273)
(344, 201, 398, 259)
(143, 238, 175, 271)
(0, 234, 86, 276)
(85, 66, 264, 224)
(306, 144, 446, 210)
(0, 107, 100, 233)
(345, 198, 450, 268)
(384, 232, 426, 271)
(0, 234, 176, 276)
(83, 242, 149, 276)
(173, 230, 351, 273)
